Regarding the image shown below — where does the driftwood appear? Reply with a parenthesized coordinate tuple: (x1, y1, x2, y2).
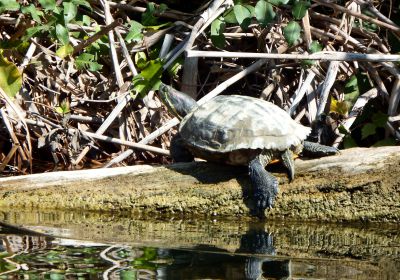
(0, 146, 399, 223)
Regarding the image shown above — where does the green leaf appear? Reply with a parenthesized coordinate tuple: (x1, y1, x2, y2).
(167, 57, 183, 77)
(22, 24, 52, 41)
(234, 4, 252, 30)
(343, 135, 357, 149)
(268, 0, 289, 5)
(309, 40, 322, 53)
(211, 18, 225, 36)
(132, 59, 164, 97)
(71, 0, 92, 10)
(126, 20, 144, 43)
(0, 0, 20, 13)
(135, 52, 148, 70)
(56, 24, 69, 45)
(345, 74, 358, 88)
(38, 0, 56, 11)
(344, 74, 366, 106)
(344, 73, 371, 107)
(141, 59, 163, 81)
(255, 0, 275, 27)
(223, 8, 238, 24)
(63, 1, 77, 23)
(292, 0, 310, 20)
(142, 3, 157, 26)
(75, 53, 103, 71)
(361, 123, 376, 139)
(302, 41, 323, 66)
(132, 74, 162, 98)
(132, 75, 148, 96)
(372, 138, 396, 147)
(211, 18, 226, 48)
(0, 40, 27, 50)
(85, 35, 109, 55)
(158, 3, 167, 13)
(0, 52, 22, 98)
(81, 15, 91, 26)
(243, 4, 255, 16)
(55, 100, 70, 115)
(140, 3, 167, 26)
(344, 75, 359, 105)
(21, 4, 44, 23)
(283, 21, 301, 46)
(371, 111, 388, 127)
(148, 45, 162, 60)
(338, 124, 350, 135)
(56, 44, 74, 58)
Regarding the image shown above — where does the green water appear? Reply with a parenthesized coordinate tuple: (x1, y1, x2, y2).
(0, 210, 398, 279)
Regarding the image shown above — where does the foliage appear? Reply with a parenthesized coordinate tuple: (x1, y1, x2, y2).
(301, 40, 323, 66)
(330, 72, 392, 148)
(344, 73, 371, 105)
(132, 58, 164, 97)
(292, 1, 310, 20)
(2, 0, 99, 62)
(283, 21, 302, 46)
(0, 0, 398, 173)
(211, 0, 311, 47)
(339, 100, 395, 148)
(126, 21, 144, 43)
(233, 4, 254, 30)
(0, 0, 20, 13)
(330, 73, 371, 118)
(0, 52, 22, 98)
(55, 99, 71, 115)
(142, 2, 167, 26)
(75, 53, 103, 71)
(211, 18, 226, 48)
(255, 0, 275, 27)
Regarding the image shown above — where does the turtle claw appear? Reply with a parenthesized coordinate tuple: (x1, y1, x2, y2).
(302, 141, 340, 157)
(249, 156, 279, 218)
(324, 145, 340, 155)
(252, 177, 279, 218)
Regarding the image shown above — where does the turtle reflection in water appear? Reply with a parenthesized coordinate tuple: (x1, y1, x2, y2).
(159, 84, 339, 216)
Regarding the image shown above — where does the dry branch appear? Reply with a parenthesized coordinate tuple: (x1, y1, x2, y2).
(1, 0, 400, 175)
(313, 0, 400, 34)
(186, 50, 400, 62)
(72, 18, 123, 55)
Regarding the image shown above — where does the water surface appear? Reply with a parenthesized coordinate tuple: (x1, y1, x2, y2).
(0, 210, 398, 279)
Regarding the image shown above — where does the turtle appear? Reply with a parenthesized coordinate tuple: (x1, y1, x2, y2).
(158, 83, 339, 216)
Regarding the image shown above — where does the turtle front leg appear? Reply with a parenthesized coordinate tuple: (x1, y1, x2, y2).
(248, 153, 278, 217)
(302, 141, 339, 157)
(170, 133, 194, 162)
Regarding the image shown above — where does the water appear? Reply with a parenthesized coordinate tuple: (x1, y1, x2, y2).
(0, 210, 398, 279)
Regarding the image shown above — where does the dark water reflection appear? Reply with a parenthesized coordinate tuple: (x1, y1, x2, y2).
(0, 210, 398, 279)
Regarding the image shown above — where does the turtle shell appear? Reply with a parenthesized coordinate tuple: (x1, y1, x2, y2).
(179, 95, 311, 153)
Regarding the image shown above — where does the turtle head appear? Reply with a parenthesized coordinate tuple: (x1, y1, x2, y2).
(158, 83, 198, 120)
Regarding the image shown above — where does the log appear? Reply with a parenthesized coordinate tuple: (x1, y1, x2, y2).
(0, 146, 399, 222)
